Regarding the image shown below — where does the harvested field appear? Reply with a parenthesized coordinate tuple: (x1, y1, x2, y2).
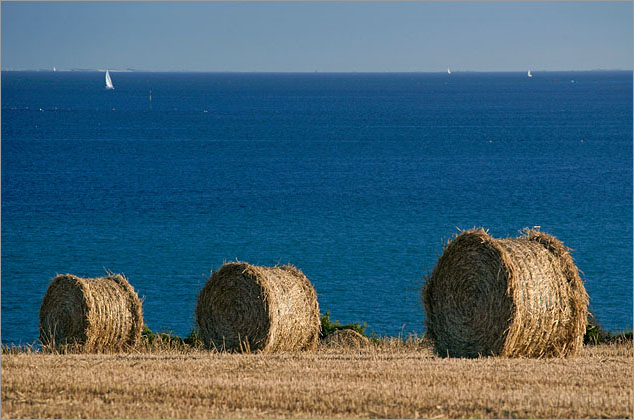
(2, 341, 632, 419)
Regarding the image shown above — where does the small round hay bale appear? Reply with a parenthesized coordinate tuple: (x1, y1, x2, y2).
(423, 228, 588, 358)
(195, 262, 321, 352)
(322, 329, 370, 349)
(39, 274, 143, 352)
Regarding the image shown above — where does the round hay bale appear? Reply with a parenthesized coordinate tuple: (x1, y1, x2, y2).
(39, 274, 143, 352)
(195, 262, 321, 352)
(423, 228, 588, 358)
(322, 329, 370, 349)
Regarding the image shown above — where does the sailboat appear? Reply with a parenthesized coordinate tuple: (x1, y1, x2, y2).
(53, 66, 56, 72)
(527, 70, 532, 78)
(105, 70, 115, 90)
(447, 67, 451, 75)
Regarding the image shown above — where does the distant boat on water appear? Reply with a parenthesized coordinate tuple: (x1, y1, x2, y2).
(527, 70, 532, 78)
(105, 70, 115, 90)
(447, 67, 451, 75)
(53, 66, 56, 72)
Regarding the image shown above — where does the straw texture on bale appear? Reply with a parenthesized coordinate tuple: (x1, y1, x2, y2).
(195, 262, 321, 352)
(423, 228, 588, 358)
(322, 329, 370, 349)
(39, 274, 143, 352)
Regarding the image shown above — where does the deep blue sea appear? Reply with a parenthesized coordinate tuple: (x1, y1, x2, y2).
(2, 71, 632, 345)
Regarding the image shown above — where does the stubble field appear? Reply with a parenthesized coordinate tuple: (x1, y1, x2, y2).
(1, 340, 632, 419)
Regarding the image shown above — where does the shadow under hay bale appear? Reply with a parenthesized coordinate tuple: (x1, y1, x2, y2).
(423, 228, 588, 358)
(195, 262, 321, 353)
(39, 274, 143, 352)
(322, 328, 370, 349)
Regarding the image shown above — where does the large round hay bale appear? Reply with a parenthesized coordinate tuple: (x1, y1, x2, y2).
(423, 228, 588, 358)
(195, 262, 321, 352)
(39, 274, 143, 352)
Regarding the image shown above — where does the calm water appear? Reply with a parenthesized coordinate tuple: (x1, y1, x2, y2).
(2, 71, 632, 345)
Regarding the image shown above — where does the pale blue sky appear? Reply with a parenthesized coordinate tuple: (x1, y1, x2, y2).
(2, 1, 632, 72)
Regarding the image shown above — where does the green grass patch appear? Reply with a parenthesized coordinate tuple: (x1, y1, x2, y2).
(584, 314, 632, 345)
(319, 312, 367, 339)
(141, 325, 203, 349)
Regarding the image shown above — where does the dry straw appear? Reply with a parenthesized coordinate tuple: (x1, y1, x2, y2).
(322, 329, 370, 349)
(195, 262, 321, 352)
(423, 228, 588, 358)
(39, 273, 143, 352)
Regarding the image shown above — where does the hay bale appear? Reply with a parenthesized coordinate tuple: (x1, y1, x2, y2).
(322, 329, 370, 349)
(423, 228, 588, 358)
(39, 274, 143, 352)
(195, 262, 320, 352)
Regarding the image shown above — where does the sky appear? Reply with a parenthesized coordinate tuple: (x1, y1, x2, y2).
(1, 1, 632, 72)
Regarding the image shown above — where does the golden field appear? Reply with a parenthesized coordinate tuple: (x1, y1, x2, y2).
(1, 339, 632, 419)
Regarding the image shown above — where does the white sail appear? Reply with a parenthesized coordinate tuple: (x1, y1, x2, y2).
(527, 70, 532, 78)
(53, 66, 56, 72)
(105, 70, 115, 89)
(447, 67, 451, 75)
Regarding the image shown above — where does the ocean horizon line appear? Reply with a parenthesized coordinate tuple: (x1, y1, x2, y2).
(2, 68, 632, 74)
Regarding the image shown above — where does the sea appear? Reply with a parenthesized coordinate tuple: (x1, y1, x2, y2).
(2, 71, 632, 345)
